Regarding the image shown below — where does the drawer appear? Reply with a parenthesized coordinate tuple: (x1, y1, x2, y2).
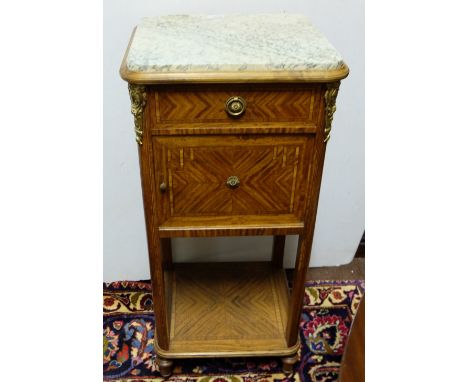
(156, 85, 319, 124)
(152, 135, 314, 225)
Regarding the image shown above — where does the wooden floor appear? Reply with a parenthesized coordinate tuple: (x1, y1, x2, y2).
(287, 258, 365, 282)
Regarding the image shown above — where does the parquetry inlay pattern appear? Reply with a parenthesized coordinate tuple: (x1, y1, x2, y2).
(163, 143, 302, 216)
(158, 90, 312, 122)
(171, 264, 287, 342)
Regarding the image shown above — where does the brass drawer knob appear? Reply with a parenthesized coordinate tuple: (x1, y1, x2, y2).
(160, 182, 167, 193)
(225, 96, 246, 117)
(226, 176, 240, 188)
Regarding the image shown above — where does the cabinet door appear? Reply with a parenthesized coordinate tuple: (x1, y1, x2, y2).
(152, 135, 314, 224)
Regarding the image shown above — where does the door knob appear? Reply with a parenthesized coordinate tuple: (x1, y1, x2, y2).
(226, 176, 240, 188)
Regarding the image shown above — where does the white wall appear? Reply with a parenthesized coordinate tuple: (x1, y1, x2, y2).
(104, 0, 364, 281)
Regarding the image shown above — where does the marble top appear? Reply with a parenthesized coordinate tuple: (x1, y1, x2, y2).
(125, 14, 345, 73)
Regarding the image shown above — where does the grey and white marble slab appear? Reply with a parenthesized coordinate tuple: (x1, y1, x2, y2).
(126, 14, 344, 73)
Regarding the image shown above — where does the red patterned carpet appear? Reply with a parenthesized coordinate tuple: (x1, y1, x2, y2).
(103, 280, 364, 382)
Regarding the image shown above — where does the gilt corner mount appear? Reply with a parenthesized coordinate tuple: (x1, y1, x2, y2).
(128, 84, 147, 145)
(324, 81, 340, 143)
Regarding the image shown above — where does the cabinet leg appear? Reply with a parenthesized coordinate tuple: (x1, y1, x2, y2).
(161, 238, 173, 270)
(272, 235, 286, 268)
(285, 234, 314, 346)
(281, 354, 298, 374)
(158, 357, 173, 378)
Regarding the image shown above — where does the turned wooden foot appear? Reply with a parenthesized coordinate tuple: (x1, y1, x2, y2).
(281, 354, 298, 374)
(158, 357, 173, 378)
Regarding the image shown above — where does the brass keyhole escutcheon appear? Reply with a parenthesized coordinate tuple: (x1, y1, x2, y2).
(225, 96, 246, 117)
(160, 182, 167, 193)
(226, 176, 240, 189)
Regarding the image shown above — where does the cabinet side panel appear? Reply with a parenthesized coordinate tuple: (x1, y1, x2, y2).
(286, 83, 335, 346)
(139, 86, 170, 349)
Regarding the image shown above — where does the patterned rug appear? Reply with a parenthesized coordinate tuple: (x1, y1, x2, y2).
(103, 279, 364, 382)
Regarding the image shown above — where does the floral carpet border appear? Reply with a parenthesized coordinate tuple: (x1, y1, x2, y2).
(103, 279, 364, 382)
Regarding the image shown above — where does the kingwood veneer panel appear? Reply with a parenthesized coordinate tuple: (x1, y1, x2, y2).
(157, 86, 317, 123)
(160, 262, 298, 357)
(152, 135, 314, 224)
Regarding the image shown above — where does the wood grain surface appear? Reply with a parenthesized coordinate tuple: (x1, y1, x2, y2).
(136, 95, 170, 350)
(158, 214, 304, 237)
(152, 135, 313, 224)
(158, 87, 314, 123)
(149, 122, 317, 136)
(155, 262, 300, 358)
(125, 67, 341, 371)
(272, 235, 286, 268)
(339, 296, 365, 382)
(285, 86, 330, 346)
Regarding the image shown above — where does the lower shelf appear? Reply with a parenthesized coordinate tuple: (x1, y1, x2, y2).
(156, 262, 299, 358)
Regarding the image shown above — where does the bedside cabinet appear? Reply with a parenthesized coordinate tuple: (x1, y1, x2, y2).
(120, 14, 348, 377)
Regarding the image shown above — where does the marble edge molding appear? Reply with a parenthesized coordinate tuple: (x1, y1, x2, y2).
(120, 27, 349, 84)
